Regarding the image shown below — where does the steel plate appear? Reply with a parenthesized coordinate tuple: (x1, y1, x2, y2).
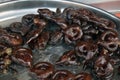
(0, 0, 120, 80)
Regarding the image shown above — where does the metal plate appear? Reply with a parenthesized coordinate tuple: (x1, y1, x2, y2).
(0, 0, 120, 80)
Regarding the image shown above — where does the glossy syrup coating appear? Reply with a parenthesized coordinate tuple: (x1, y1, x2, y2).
(25, 27, 43, 44)
(63, 8, 98, 25)
(56, 50, 79, 65)
(0, 28, 23, 46)
(100, 30, 118, 42)
(62, 7, 81, 25)
(75, 72, 92, 80)
(81, 22, 99, 41)
(25, 16, 47, 44)
(22, 14, 35, 27)
(0, 7, 120, 80)
(12, 47, 33, 67)
(112, 46, 120, 63)
(75, 41, 98, 60)
(50, 8, 68, 30)
(29, 31, 50, 50)
(7, 22, 30, 36)
(94, 54, 114, 80)
(98, 30, 119, 52)
(34, 15, 47, 27)
(49, 30, 63, 45)
(64, 24, 83, 44)
(100, 18, 116, 29)
(30, 62, 54, 80)
(0, 33, 23, 46)
(7, 33, 23, 46)
(37, 8, 55, 19)
(52, 17, 68, 30)
(52, 70, 75, 80)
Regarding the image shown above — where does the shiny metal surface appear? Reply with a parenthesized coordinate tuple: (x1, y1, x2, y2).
(0, 0, 119, 4)
(1, 0, 120, 13)
(0, 0, 120, 26)
(0, 0, 120, 80)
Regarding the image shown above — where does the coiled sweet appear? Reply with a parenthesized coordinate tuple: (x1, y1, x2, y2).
(0, 7, 120, 80)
